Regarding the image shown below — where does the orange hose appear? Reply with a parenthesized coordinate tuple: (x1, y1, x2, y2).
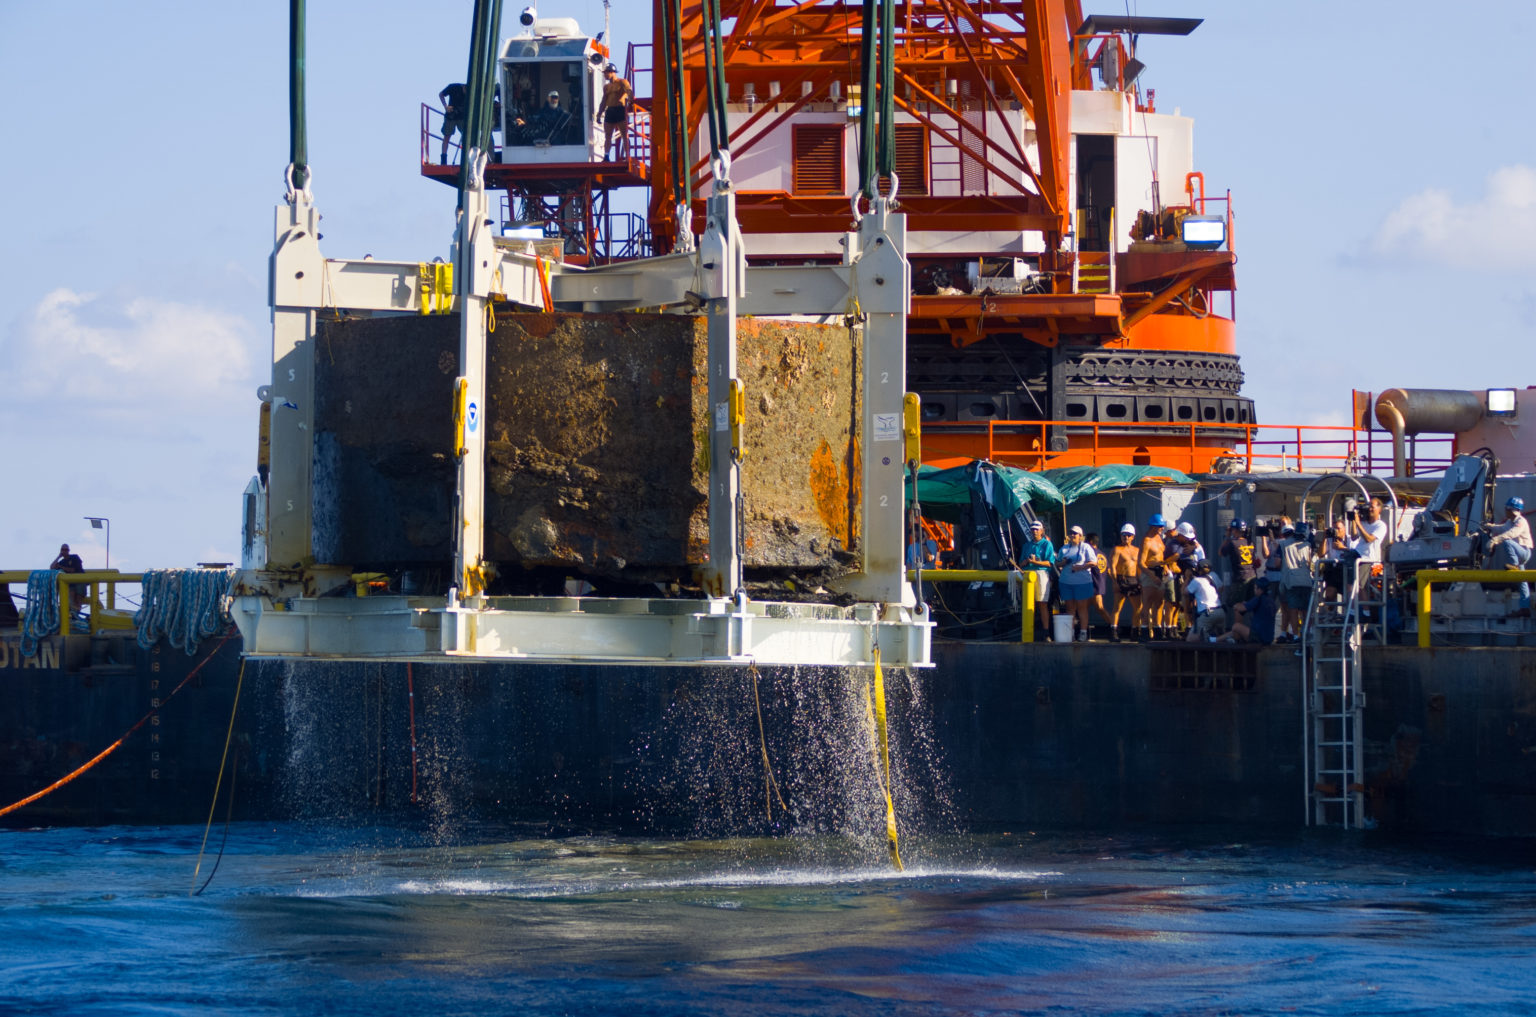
(0, 631, 234, 819)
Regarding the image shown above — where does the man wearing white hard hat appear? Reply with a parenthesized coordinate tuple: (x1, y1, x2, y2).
(1108, 523, 1141, 642)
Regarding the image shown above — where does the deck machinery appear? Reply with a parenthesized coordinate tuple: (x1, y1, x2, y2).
(236, 2, 1249, 667)
(419, 3, 1249, 470)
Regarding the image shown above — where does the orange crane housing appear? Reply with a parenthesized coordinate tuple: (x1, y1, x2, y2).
(423, 3, 1248, 473)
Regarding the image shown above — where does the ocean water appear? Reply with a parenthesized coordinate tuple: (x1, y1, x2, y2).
(2, 825, 1533, 1015)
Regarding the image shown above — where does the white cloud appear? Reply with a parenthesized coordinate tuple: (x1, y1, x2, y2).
(1370, 164, 1536, 267)
(2, 288, 260, 425)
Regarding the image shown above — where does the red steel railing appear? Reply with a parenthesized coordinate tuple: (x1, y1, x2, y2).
(921, 419, 1457, 477)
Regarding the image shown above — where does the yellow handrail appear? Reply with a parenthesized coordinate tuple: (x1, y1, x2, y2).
(2, 570, 144, 640)
(906, 568, 1040, 642)
(1415, 569, 1536, 648)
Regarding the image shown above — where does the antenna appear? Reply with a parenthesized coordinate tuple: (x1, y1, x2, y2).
(603, 0, 611, 50)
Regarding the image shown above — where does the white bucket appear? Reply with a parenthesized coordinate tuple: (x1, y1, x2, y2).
(1052, 614, 1075, 643)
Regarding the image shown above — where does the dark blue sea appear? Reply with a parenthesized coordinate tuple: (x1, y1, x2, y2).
(2, 824, 1533, 1015)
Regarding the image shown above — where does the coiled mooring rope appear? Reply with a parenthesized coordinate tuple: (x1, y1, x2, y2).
(19, 570, 62, 658)
(136, 569, 236, 654)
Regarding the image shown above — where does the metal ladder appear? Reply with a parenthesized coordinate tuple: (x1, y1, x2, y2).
(930, 136, 962, 193)
(1301, 560, 1388, 828)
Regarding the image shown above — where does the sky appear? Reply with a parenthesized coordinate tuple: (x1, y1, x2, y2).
(1, 1, 1532, 573)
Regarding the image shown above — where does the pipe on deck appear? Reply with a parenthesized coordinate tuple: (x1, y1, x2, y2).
(1374, 388, 1484, 477)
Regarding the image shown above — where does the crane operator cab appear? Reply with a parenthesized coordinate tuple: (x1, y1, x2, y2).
(498, 16, 608, 163)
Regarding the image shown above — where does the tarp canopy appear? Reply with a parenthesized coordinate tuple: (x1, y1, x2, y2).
(909, 462, 1062, 523)
(1037, 464, 1195, 503)
(909, 461, 1196, 521)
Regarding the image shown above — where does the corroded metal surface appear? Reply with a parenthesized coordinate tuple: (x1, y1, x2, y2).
(485, 312, 860, 579)
(312, 311, 860, 583)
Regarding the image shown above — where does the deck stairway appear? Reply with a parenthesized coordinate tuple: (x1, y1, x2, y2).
(1075, 251, 1113, 294)
(1301, 559, 1390, 828)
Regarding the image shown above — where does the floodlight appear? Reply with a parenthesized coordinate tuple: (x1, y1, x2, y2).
(83, 516, 110, 569)
(520, 6, 536, 27)
(1180, 214, 1226, 249)
(1486, 388, 1517, 416)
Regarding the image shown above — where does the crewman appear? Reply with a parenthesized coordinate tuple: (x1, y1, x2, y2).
(1184, 561, 1224, 642)
(1484, 496, 1532, 617)
(516, 90, 570, 144)
(1108, 523, 1142, 642)
(596, 63, 633, 160)
(50, 543, 85, 613)
(1137, 514, 1168, 640)
(1218, 519, 1259, 609)
(438, 82, 467, 163)
(1022, 520, 1055, 640)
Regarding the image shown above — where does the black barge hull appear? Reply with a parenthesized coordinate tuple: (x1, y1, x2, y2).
(3, 638, 1533, 837)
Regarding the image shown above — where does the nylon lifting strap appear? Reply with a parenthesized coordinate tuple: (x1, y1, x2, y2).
(878, 0, 895, 182)
(857, 0, 896, 201)
(699, 0, 730, 166)
(661, 0, 691, 209)
(288, 0, 308, 191)
(458, 0, 501, 203)
(857, 0, 877, 199)
(867, 646, 904, 871)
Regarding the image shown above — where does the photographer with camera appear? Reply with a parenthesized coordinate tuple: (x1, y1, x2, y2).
(1347, 496, 1388, 563)
(1275, 522, 1310, 641)
(1258, 516, 1290, 588)
(1218, 518, 1259, 609)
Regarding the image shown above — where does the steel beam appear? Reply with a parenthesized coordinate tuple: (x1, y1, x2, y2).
(267, 196, 324, 567)
(834, 200, 916, 607)
(232, 593, 931, 668)
(452, 182, 495, 605)
(699, 185, 746, 598)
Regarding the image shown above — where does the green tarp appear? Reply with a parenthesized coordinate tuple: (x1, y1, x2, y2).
(909, 461, 1194, 521)
(910, 462, 1062, 523)
(1037, 464, 1195, 503)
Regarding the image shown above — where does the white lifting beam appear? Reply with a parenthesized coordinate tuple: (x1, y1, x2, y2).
(237, 181, 930, 667)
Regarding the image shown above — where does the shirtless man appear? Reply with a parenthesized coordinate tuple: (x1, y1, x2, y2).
(596, 63, 632, 160)
(1108, 523, 1142, 642)
(1137, 514, 1168, 640)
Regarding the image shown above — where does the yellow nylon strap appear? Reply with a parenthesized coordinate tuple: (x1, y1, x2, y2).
(869, 646, 903, 871)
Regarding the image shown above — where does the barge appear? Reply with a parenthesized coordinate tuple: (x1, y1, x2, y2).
(5, 3, 1534, 841)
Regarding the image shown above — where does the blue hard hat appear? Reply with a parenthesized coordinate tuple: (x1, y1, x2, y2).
(1148, 513, 1166, 528)
(1508, 497, 1526, 511)
(1230, 518, 1246, 530)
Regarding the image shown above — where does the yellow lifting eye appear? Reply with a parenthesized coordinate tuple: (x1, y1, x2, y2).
(452, 377, 469, 457)
(902, 392, 921, 465)
(728, 378, 746, 461)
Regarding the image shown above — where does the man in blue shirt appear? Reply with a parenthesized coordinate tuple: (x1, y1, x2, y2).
(1022, 519, 1055, 639)
(1218, 576, 1278, 645)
